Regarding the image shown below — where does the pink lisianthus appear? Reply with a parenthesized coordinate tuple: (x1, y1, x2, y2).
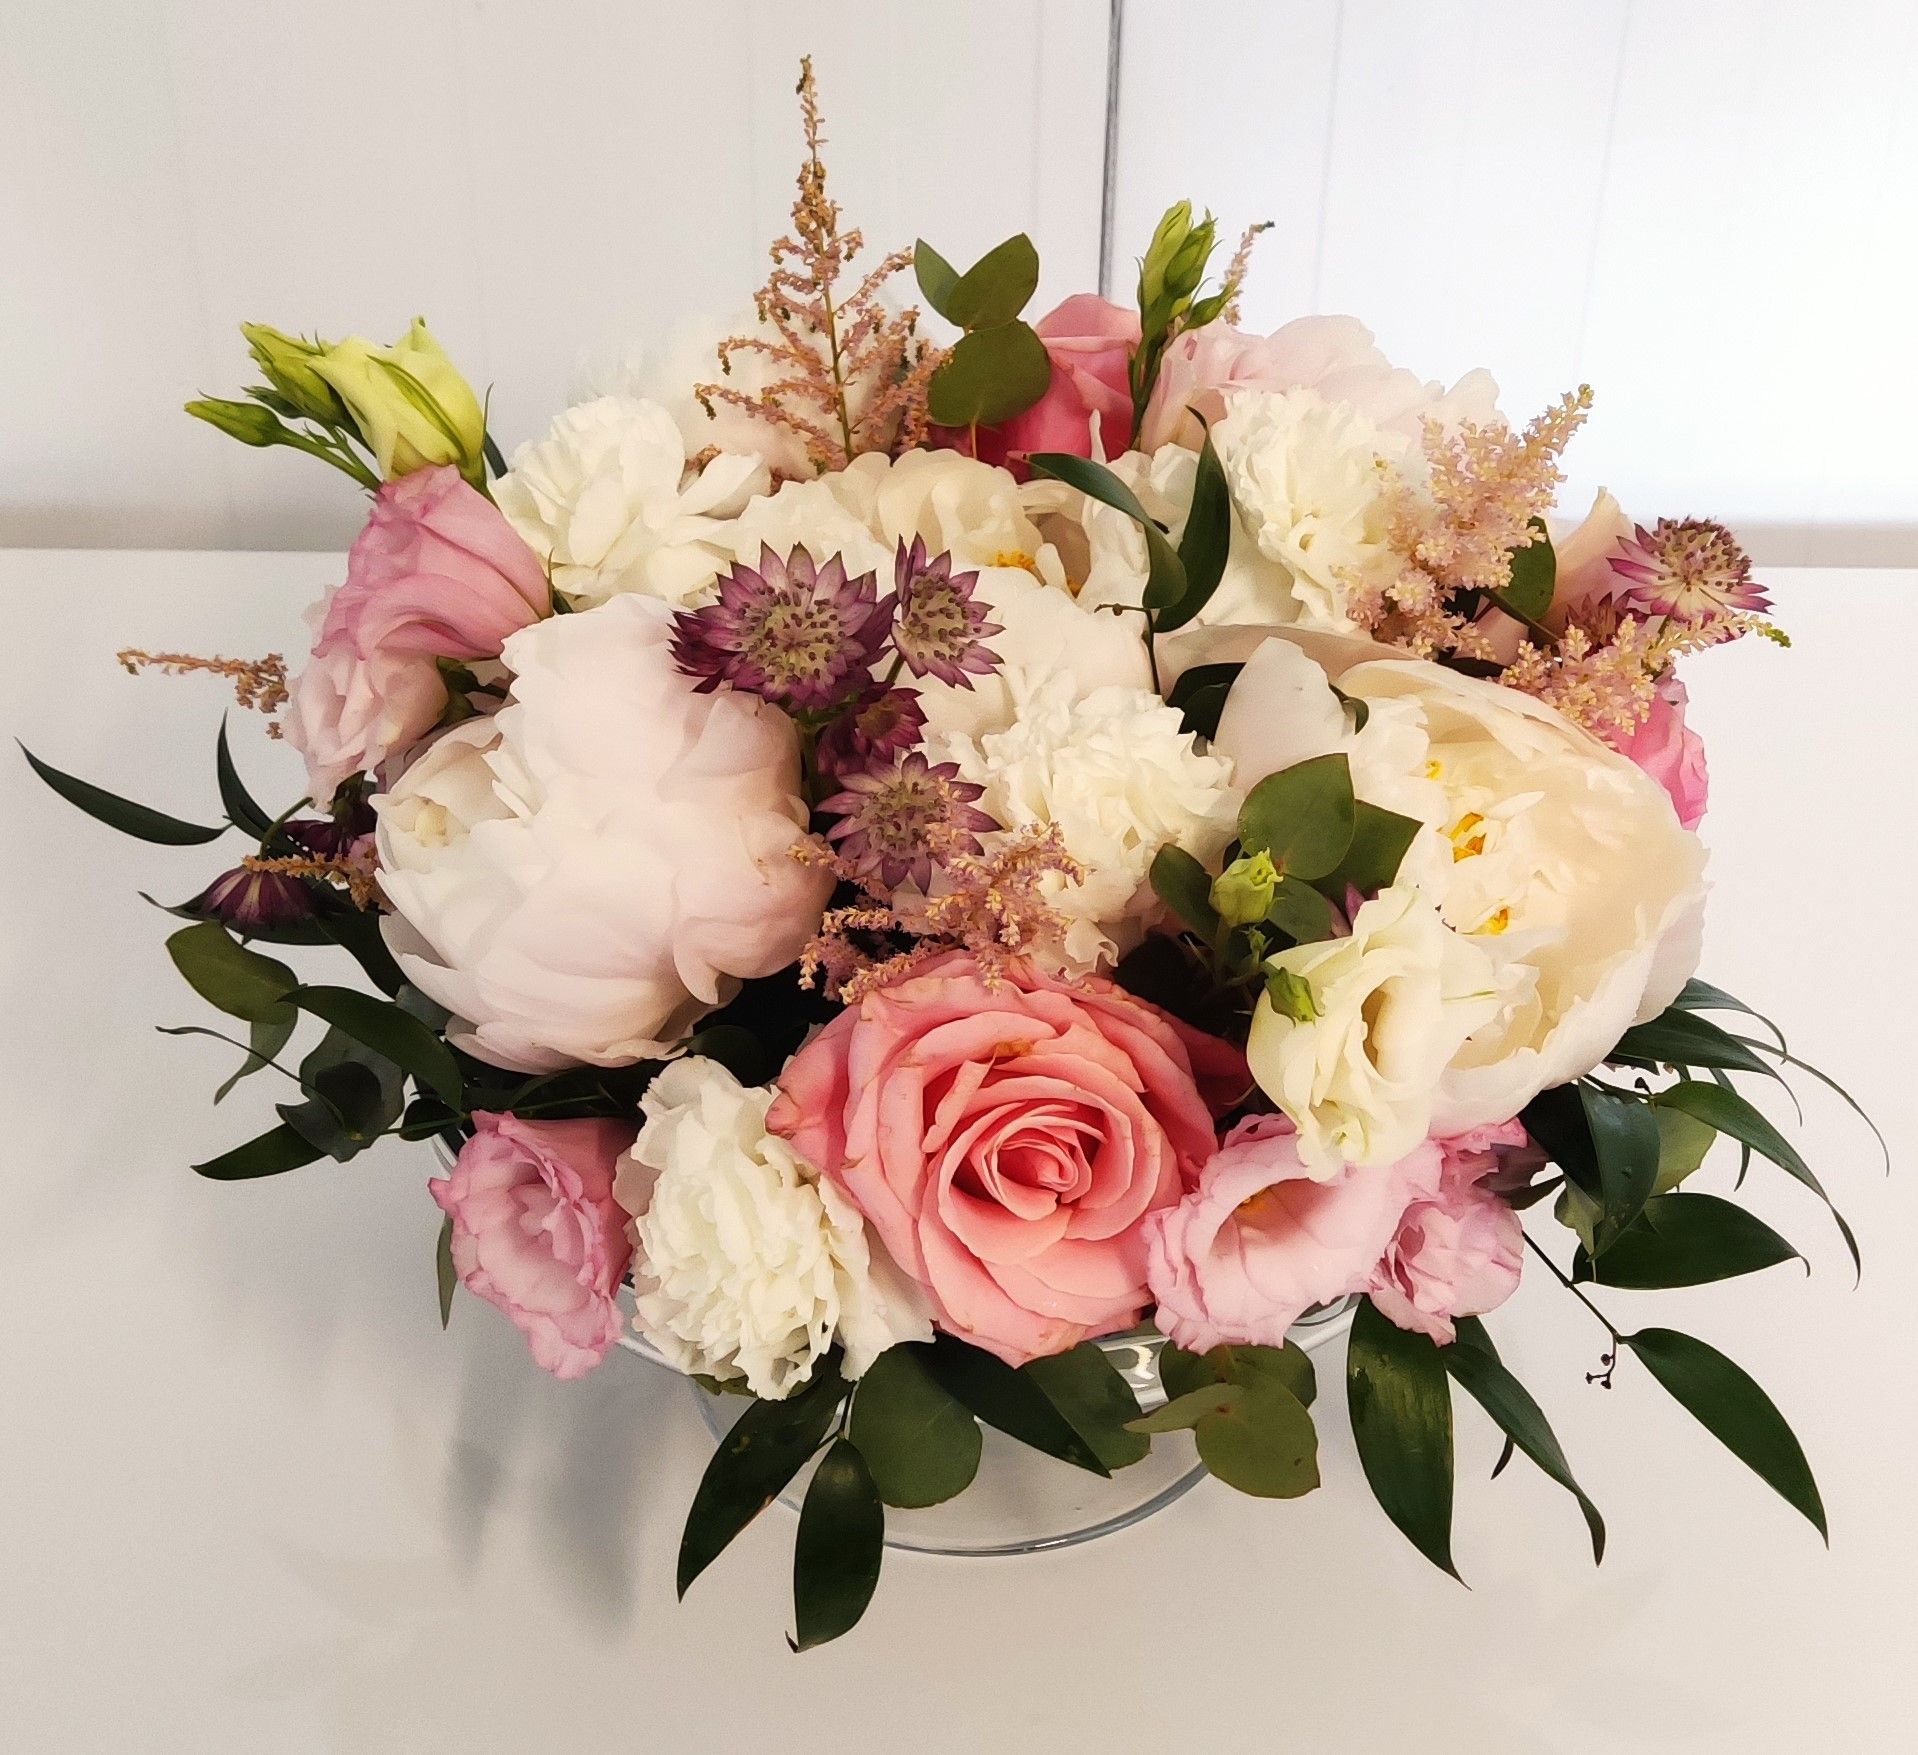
(1366, 1120, 1528, 1345)
(1607, 674, 1709, 829)
(429, 1112, 637, 1380)
(283, 466, 551, 800)
(767, 949, 1241, 1367)
(955, 294, 1139, 476)
(1145, 1114, 1439, 1354)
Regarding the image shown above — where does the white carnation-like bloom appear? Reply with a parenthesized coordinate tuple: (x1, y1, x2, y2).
(926, 674, 1236, 976)
(375, 596, 831, 1073)
(614, 1058, 932, 1398)
(494, 395, 765, 609)
(1209, 630, 1708, 1142)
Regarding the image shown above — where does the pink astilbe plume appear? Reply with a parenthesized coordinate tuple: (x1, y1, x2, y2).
(697, 58, 942, 474)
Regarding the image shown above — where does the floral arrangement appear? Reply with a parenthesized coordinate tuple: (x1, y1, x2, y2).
(32, 62, 1880, 1649)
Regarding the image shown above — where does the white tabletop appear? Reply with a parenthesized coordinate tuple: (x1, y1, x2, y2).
(3, 551, 1913, 1754)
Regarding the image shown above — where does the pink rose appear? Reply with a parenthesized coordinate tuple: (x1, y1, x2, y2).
(1367, 1121, 1528, 1344)
(767, 950, 1238, 1366)
(1139, 314, 1499, 453)
(961, 294, 1140, 475)
(1145, 1114, 1439, 1353)
(1608, 674, 1708, 829)
(281, 632, 447, 802)
(429, 1112, 637, 1379)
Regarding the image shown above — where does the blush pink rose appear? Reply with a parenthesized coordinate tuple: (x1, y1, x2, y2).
(1608, 674, 1708, 829)
(281, 630, 448, 802)
(767, 949, 1240, 1366)
(1145, 1114, 1440, 1353)
(429, 1111, 637, 1379)
(959, 294, 1139, 476)
(1367, 1120, 1528, 1344)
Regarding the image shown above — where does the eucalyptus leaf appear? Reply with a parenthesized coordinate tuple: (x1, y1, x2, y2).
(293, 984, 463, 1107)
(213, 1004, 297, 1103)
(941, 233, 1040, 330)
(1192, 1372, 1320, 1498)
(1347, 1299, 1458, 1578)
(791, 1440, 885, 1651)
(1623, 1327, 1826, 1540)
(927, 321, 1051, 428)
(847, 1345, 982, 1508)
(1264, 874, 1340, 945)
(1319, 801, 1423, 899)
(166, 922, 297, 1023)
(192, 1122, 324, 1181)
(912, 238, 962, 320)
(1574, 1192, 1802, 1289)
(1125, 1380, 1240, 1434)
(1237, 754, 1357, 881)
(1148, 844, 1220, 938)
(1023, 1344, 1150, 1470)
(22, 743, 227, 845)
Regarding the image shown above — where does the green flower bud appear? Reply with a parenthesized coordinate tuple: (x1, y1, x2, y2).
(184, 397, 289, 448)
(309, 317, 486, 482)
(240, 324, 350, 428)
(1263, 964, 1320, 1024)
(1137, 200, 1217, 327)
(1210, 848, 1281, 928)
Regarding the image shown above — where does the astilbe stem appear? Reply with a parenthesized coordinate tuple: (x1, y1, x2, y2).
(117, 649, 289, 726)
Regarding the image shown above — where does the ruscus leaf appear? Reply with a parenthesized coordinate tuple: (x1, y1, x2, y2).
(22, 743, 226, 845)
(1237, 754, 1357, 881)
(1347, 1299, 1458, 1578)
(791, 1440, 885, 1651)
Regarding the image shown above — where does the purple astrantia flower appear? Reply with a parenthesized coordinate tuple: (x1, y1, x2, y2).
(820, 752, 998, 892)
(888, 538, 1002, 688)
(815, 685, 927, 778)
(1609, 518, 1770, 626)
(672, 544, 889, 711)
(189, 865, 316, 933)
(283, 794, 376, 861)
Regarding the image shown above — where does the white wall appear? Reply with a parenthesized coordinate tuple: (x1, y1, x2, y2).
(0, 0, 1110, 549)
(1110, 0, 1918, 564)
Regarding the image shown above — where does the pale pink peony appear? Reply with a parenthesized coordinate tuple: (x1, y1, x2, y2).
(1607, 674, 1708, 829)
(767, 949, 1241, 1366)
(1145, 1114, 1439, 1354)
(965, 294, 1139, 474)
(1138, 314, 1498, 454)
(429, 1112, 637, 1379)
(1366, 1120, 1528, 1344)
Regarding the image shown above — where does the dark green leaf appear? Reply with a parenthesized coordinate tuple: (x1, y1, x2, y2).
(1623, 1327, 1826, 1539)
(1237, 753, 1357, 881)
(293, 985, 463, 1107)
(215, 716, 276, 839)
(1023, 1345, 1149, 1469)
(1580, 1085, 1661, 1251)
(166, 921, 297, 1022)
(1027, 452, 1188, 615)
(1265, 876, 1340, 945)
(1148, 844, 1220, 938)
(1320, 801, 1423, 898)
(1158, 428, 1231, 632)
(927, 321, 1051, 428)
(923, 1334, 1109, 1475)
(1159, 1338, 1316, 1407)
(940, 233, 1040, 330)
(1652, 1080, 1858, 1275)
(1442, 1316, 1604, 1562)
(315, 909, 407, 996)
(678, 1359, 846, 1598)
(912, 238, 962, 320)
(193, 1122, 324, 1180)
(680, 1024, 766, 1084)
(213, 1004, 297, 1103)
(847, 1345, 981, 1508)
(1490, 520, 1556, 623)
(21, 743, 227, 845)
(1575, 1192, 1802, 1289)
(436, 1212, 457, 1328)
(278, 1060, 387, 1162)
(791, 1440, 884, 1651)
(1347, 1299, 1458, 1578)
(1166, 661, 1241, 739)
(1673, 976, 1787, 1052)
(1611, 1008, 1780, 1078)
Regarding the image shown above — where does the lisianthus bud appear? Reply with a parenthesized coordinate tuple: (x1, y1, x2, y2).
(1138, 200, 1217, 329)
(241, 323, 351, 428)
(310, 318, 486, 482)
(184, 398, 288, 448)
(1211, 848, 1280, 927)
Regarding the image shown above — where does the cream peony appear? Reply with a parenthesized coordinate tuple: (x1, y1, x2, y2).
(926, 675, 1237, 975)
(495, 395, 766, 608)
(1249, 885, 1502, 1173)
(374, 596, 831, 1072)
(1211, 630, 1708, 1141)
(614, 1058, 932, 1398)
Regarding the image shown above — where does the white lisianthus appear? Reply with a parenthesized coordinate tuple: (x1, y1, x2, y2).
(1248, 885, 1502, 1173)
(614, 1058, 932, 1398)
(926, 675, 1236, 975)
(495, 395, 766, 608)
(374, 596, 831, 1073)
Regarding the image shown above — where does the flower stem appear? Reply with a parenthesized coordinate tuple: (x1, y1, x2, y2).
(1523, 1230, 1623, 1387)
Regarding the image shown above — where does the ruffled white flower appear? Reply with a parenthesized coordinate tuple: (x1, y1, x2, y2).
(926, 675, 1236, 975)
(495, 395, 765, 608)
(375, 596, 831, 1073)
(614, 1058, 932, 1398)
(1248, 884, 1502, 1173)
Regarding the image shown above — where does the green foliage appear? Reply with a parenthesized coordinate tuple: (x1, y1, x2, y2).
(1653, 1105, 1717, 1193)
(1236, 753, 1357, 881)
(1156, 428, 1231, 631)
(213, 1007, 297, 1104)
(1488, 519, 1556, 625)
(1026, 452, 1187, 619)
(21, 743, 227, 845)
(166, 922, 296, 1022)
(1574, 1193, 1802, 1289)
(435, 1213, 457, 1329)
(1612, 1009, 1778, 1078)
(1023, 1344, 1150, 1471)
(1135, 1342, 1319, 1498)
(214, 716, 277, 839)
(1130, 200, 1220, 435)
(1263, 876, 1341, 946)
(922, 1334, 1109, 1475)
(293, 985, 463, 1108)
(1148, 845, 1221, 938)
(677, 1358, 846, 1599)
(1166, 661, 1241, 739)
(927, 322, 1052, 428)
(1318, 801, 1423, 899)
(192, 1122, 325, 1180)
(1623, 1327, 1826, 1540)
(791, 1440, 884, 1651)
(1524, 1083, 1660, 1254)
(1347, 1300, 1458, 1578)
(914, 234, 1039, 330)
(846, 1345, 981, 1508)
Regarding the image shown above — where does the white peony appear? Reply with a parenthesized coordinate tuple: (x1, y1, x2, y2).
(614, 1058, 932, 1398)
(1210, 630, 1708, 1140)
(494, 395, 765, 608)
(374, 596, 831, 1072)
(925, 675, 1236, 976)
(1248, 884, 1502, 1173)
